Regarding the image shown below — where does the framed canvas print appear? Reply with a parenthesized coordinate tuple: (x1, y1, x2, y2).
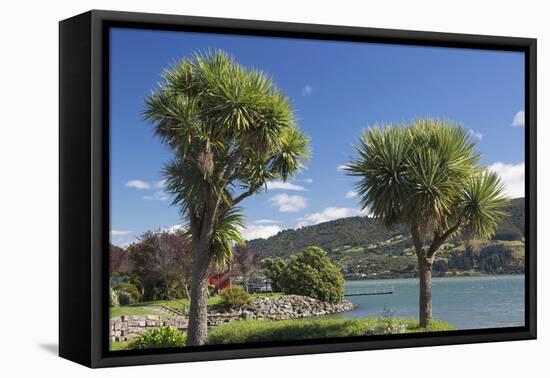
(59, 10, 536, 368)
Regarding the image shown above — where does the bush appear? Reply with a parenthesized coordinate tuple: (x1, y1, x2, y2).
(114, 283, 141, 304)
(219, 286, 251, 309)
(279, 246, 344, 302)
(263, 257, 286, 292)
(128, 327, 187, 349)
(110, 287, 119, 307)
(117, 291, 133, 306)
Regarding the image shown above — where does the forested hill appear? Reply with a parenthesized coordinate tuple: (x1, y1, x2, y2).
(248, 198, 525, 260)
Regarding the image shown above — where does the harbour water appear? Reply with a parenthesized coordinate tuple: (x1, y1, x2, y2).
(342, 274, 525, 330)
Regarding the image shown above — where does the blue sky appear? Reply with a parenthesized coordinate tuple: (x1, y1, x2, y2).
(109, 27, 525, 247)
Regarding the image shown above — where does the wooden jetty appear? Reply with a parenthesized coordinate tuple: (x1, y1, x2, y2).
(344, 286, 394, 296)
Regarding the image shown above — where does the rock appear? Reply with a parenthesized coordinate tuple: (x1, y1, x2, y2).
(241, 310, 254, 320)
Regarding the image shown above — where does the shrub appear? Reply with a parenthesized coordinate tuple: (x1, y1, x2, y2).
(263, 257, 286, 292)
(219, 286, 251, 309)
(114, 283, 141, 304)
(128, 327, 187, 349)
(117, 291, 133, 306)
(279, 246, 344, 302)
(110, 287, 119, 307)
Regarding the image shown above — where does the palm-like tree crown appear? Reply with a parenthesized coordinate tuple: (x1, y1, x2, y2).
(144, 50, 310, 265)
(346, 119, 508, 245)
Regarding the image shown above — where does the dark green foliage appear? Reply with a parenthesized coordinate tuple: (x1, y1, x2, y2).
(128, 327, 187, 349)
(263, 257, 286, 292)
(117, 291, 133, 306)
(277, 247, 345, 303)
(433, 244, 517, 274)
(219, 286, 251, 309)
(478, 244, 513, 273)
(447, 246, 475, 271)
(114, 283, 142, 304)
(432, 259, 449, 272)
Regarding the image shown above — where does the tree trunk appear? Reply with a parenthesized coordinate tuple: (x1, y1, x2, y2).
(186, 240, 213, 346)
(418, 257, 433, 328)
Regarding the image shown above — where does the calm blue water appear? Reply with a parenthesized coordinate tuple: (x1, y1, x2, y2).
(341, 275, 525, 330)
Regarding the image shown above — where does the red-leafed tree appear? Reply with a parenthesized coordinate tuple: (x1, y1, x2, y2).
(233, 245, 260, 293)
(127, 229, 193, 300)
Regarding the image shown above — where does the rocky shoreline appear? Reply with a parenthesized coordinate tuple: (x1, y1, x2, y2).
(235, 295, 356, 321)
(110, 295, 357, 342)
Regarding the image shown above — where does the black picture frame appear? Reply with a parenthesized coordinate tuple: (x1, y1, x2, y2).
(59, 9, 537, 368)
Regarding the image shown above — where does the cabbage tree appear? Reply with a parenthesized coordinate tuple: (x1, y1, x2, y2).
(144, 50, 310, 345)
(345, 119, 508, 327)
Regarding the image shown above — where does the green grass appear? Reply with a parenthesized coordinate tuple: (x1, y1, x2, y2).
(110, 341, 130, 351)
(207, 317, 455, 344)
(110, 293, 285, 319)
(132, 293, 284, 311)
(110, 306, 164, 319)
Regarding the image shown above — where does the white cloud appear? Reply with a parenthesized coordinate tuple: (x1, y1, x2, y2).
(126, 179, 166, 191)
(488, 162, 525, 199)
(126, 180, 151, 190)
(112, 238, 136, 248)
(345, 190, 358, 199)
(241, 224, 282, 240)
(266, 180, 306, 191)
(110, 230, 133, 236)
(142, 191, 169, 201)
(512, 111, 525, 127)
(297, 207, 369, 227)
(302, 84, 313, 96)
(468, 129, 483, 141)
(153, 179, 166, 189)
(303, 178, 313, 184)
(255, 219, 282, 224)
(161, 224, 187, 233)
(269, 193, 307, 212)
(110, 231, 137, 248)
(337, 164, 348, 172)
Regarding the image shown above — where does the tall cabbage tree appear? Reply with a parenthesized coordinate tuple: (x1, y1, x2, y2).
(345, 119, 508, 327)
(144, 50, 310, 345)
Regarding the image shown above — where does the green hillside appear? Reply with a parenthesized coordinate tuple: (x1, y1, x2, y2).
(248, 198, 525, 279)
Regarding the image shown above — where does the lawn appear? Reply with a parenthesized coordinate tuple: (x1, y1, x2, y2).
(207, 317, 455, 344)
(135, 293, 283, 309)
(110, 293, 284, 319)
(110, 340, 130, 351)
(110, 306, 164, 319)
